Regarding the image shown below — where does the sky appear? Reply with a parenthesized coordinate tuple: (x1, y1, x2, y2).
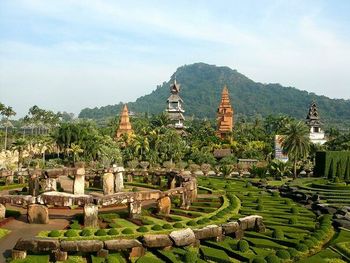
(1, 0, 350, 118)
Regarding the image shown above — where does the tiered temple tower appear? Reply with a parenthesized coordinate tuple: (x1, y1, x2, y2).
(216, 86, 234, 139)
(305, 101, 326, 144)
(116, 104, 133, 139)
(166, 79, 185, 130)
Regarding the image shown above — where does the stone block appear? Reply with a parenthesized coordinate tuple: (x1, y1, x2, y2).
(77, 240, 104, 252)
(193, 225, 222, 240)
(73, 173, 85, 195)
(104, 239, 142, 250)
(14, 238, 37, 252)
(157, 196, 171, 215)
(54, 250, 68, 261)
(27, 204, 49, 224)
(12, 250, 26, 260)
(97, 249, 109, 258)
(28, 177, 40, 196)
(142, 234, 173, 248)
(221, 221, 239, 235)
(169, 228, 196, 246)
(129, 201, 142, 219)
(0, 203, 6, 220)
(238, 215, 262, 230)
(42, 178, 57, 192)
(6, 175, 14, 185)
(18, 175, 26, 184)
(60, 241, 79, 252)
(129, 246, 145, 258)
(84, 204, 98, 228)
(234, 228, 244, 239)
(36, 238, 59, 252)
(114, 170, 124, 192)
(255, 217, 266, 233)
(103, 172, 114, 195)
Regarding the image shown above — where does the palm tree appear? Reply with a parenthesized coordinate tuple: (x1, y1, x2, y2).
(281, 121, 310, 178)
(11, 138, 27, 170)
(68, 143, 84, 165)
(1, 106, 16, 150)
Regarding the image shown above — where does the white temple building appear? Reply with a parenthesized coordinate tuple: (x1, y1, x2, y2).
(305, 101, 327, 145)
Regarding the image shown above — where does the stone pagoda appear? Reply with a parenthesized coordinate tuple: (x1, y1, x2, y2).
(305, 101, 326, 144)
(216, 85, 234, 139)
(116, 104, 133, 139)
(166, 78, 185, 130)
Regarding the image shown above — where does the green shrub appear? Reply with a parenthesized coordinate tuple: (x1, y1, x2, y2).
(122, 228, 134, 234)
(257, 204, 264, 211)
(196, 219, 206, 225)
(245, 182, 252, 188)
(287, 247, 298, 257)
(248, 192, 253, 197)
(70, 222, 81, 230)
(272, 191, 279, 197)
(151, 224, 162, 231)
(272, 228, 284, 239)
(5, 209, 21, 219)
(108, 228, 119, 235)
(64, 229, 78, 237)
(109, 222, 122, 228)
(184, 250, 197, 263)
(137, 226, 149, 233)
(238, 240, 249, 252)
(276, 249, 290, 259)
(132, 187, 138, 192)
(141, 218, 154, 225)
(162, 223, 173, 230)
(296, 243, 308, 252)
(210, 215, 218, 220)
(173, 223, 183, 228)
(48, 230, 61, 237)
(290, 207, 298, 214)
(303, 239, 315, 248)
(265, 254, 280, 263)
(80, 229, 92, 237)
(252, 257, 267, 263)
(256, 198, 263, 204)
(284, 199, 291, 205)
(288, 217, 297, 225)
(187, 220, 197, 226)
(95, 229, 107, 236)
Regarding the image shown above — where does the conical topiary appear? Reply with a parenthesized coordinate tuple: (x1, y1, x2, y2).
(344, 157, 350, 181)
(328, 159, 334, 180)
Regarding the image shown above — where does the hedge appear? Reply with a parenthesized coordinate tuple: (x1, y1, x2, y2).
(200, 246, 231, 263)
(315, 151, 350, 179)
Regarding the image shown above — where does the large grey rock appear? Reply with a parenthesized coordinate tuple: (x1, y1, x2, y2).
(169, 228, 196, 246)
(142, 234, 173, 248)
(221, 221, 239, 235)
(104, 239, 142, 250)
(193, 225, 222, 240)
(27, 204, 49, 224)
(238, 215, 262, 230)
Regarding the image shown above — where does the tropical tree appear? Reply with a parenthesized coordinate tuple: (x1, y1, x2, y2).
(1, 105, 16, 150)
(68, 143, 84, 165)
(281, 121, 311, 178)
(11, 138, 28, 170)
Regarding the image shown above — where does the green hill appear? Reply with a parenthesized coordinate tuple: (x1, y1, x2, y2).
(79, 63, 350, 126)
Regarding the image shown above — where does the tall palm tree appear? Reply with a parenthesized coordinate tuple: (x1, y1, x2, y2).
(281, 121, 310, 178)
(11, 138, 28, 170)
(1, 106, 16, 150)
(68, 143, 84, 165)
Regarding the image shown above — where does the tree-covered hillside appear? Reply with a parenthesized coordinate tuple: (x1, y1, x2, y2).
(79, 63, 350, 126)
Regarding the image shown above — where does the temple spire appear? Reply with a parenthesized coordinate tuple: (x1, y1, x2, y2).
(116, 104, 133, 139)
(216, 85, 234, 139)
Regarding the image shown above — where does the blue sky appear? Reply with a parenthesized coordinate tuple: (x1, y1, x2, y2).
(1, 0, 350, 117)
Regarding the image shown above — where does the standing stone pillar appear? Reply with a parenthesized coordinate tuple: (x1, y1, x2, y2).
(27, 204, 49, 224)
(5, 175, 14, 185)
(0, 203, 6, 220)
(128, 201, 142, 219)
(157, 196, 171, 216)
(114, 167, 124, 192)
(84, 204, 98, 228)
(103, 171, 114, 195)
(18, 175, 26, 184)
(29, 170, 40, 196)
(42, 178, 57, 192)
(127, 173, 133, 183)
(180, 191, 191, 210)
(73, 165, 85, 195)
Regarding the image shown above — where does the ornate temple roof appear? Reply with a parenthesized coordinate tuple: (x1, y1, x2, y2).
(306, 101, 322, 127)
(216, 85, 234, 138)
(116, 104, 133, 138)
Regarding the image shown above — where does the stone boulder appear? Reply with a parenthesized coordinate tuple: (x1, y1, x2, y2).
(54, 250, 68, 261)
(193, 225, 222, 240)
(84, 204, 98, 228)
(104, 239, 142, 250)
(12, 250, 26, 260)
(77, 240, 104, 252)
(142, 234, 173, 248)
(60, 241, 79, 252)
(255, 217, 266, 233)
(221, 221, 239, 235)
(169, 228, 196, 246)
(157, 196, 171, 215)
(27, 204, 49, 224)
(36, 238, 59, 252)
(14, 238, 37, 252)
(103, 172, 114, 195)
(0, 203, 6, 220)
(238, 215, 262, 230)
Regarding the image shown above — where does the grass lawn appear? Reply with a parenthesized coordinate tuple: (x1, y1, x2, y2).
(0, 228, 10, 239)
(10, 255, 49, 263)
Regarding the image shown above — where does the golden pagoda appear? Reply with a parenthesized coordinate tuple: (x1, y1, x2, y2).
(116, 104, 133, 139)
(216, 86, 234, 139)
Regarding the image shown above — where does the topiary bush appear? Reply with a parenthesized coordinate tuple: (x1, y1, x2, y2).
(296, 243, 308, 252)
(257, 204, 264, 211)
(64, 229, 78, 237)
(252, 257, 267, 263)
(95, 229, 107, 236)
(272, 191, 279, 197)
(238, 240, 249, 252)
(265, 254, 280, 263)
(151, 224, 163, 231)
(186, 220, 197, 226)
(162, 223, 173, 230)
(287, 247, 298, 258)
(122, 228, 134, 234)
(272, 228, 284, 239)
(80, 229, 92, 237)
(108, 228, 119, 235)
(173, 223, 183, 228)
(276, 249, 290, 260)
(288, 217, 297, 225)
(290, 207, 298, 214)
(137, 226, 149, 233)
(48, 230, 61, 237)
(184, 249, 198, 263)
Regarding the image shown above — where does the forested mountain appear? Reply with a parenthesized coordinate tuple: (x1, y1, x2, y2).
(79, 63, 350, 126)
